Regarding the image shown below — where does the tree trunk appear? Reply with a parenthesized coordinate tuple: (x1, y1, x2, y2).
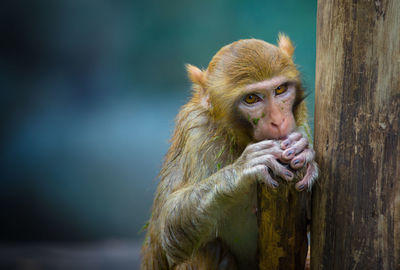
(312, 0, 400, 269)
(257, 183, 309, 270)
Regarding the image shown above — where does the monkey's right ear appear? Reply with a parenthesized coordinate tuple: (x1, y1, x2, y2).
(186, 64, 210, 109)
(186, 64, 206, 88)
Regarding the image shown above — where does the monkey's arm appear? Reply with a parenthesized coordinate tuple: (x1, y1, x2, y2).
(158, 140, 293, 265)
(159, 165, 239, 265)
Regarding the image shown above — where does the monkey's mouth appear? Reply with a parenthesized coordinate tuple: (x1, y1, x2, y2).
(255, 134, 288, 142)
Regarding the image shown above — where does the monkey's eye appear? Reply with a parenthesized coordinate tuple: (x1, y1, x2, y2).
(244, 94, 261, 104)
(275, 84, 288, 95)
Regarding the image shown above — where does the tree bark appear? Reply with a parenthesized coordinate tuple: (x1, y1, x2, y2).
(312, 0, 400, 269)
(257, 183, 309, 270)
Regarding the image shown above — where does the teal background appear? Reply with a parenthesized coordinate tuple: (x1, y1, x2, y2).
(0, 0, 316, 242)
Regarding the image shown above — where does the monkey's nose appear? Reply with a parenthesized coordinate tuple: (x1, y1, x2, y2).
(271, 118, 285, 130)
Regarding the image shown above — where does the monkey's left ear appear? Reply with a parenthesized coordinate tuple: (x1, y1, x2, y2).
(278, 33, 295, 57)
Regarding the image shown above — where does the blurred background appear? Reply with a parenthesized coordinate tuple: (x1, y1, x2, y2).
(0, 0, 316, 269)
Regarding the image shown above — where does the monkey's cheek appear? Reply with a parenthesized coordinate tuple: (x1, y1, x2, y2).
(252, 128, 270, 142)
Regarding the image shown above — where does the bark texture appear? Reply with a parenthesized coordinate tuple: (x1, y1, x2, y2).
(312, 0, 400, 269)
(258, 183, 309, 270)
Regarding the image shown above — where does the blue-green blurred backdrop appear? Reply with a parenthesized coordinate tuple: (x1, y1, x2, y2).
(0, 0, 316, 242)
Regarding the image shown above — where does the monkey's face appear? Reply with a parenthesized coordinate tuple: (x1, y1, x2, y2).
(187, 37, 303, 144)
(237, 75, 297, 141)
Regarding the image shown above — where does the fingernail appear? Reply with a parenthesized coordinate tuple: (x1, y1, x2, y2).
(297, 184, 305, 190)
(287, 150, 294, 156)
(294, 159, 300, 165)
(285, 171, 293, 178)
(272, 182, 279, 188)
(283, 141, 290, 147)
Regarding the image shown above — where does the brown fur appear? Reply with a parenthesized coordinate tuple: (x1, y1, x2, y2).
(141, 37, 310, 269)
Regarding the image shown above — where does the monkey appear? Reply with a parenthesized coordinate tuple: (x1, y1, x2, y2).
(141, 34, 318, 270)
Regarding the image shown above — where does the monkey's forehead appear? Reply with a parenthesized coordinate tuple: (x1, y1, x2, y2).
(208, 61, 300, 89)
(206, 39, 298, 86)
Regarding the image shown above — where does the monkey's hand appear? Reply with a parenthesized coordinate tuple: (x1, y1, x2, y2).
(234, 140, 295, 189)
(280, 132, 319, 191)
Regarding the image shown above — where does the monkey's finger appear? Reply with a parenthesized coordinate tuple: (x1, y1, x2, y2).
(290, 148, 315, 170)
(256, 165, 279, 188)
(251, 147, 283, 160)
(265, 158, 294, 182)
(291, 137, 309, 153)
(289, 155, 305, 170)
(253, 140, 279, 150)
(295, 162, 319, 191)
(282, 138, 309, 161)
(249, 155, 292, 181)
(249, 154, 275, 167)
(281, 132, 302, 149)
(245, 140, 276, 154)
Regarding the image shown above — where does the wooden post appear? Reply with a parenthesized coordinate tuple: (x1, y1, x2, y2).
(312, 0, 400, 269)
(257, 183, 309, 270)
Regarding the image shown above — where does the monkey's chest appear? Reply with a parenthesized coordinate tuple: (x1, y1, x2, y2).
(218, 185, 258, 269)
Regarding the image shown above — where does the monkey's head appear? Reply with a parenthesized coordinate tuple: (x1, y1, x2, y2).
(187, 34, 305, 146)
